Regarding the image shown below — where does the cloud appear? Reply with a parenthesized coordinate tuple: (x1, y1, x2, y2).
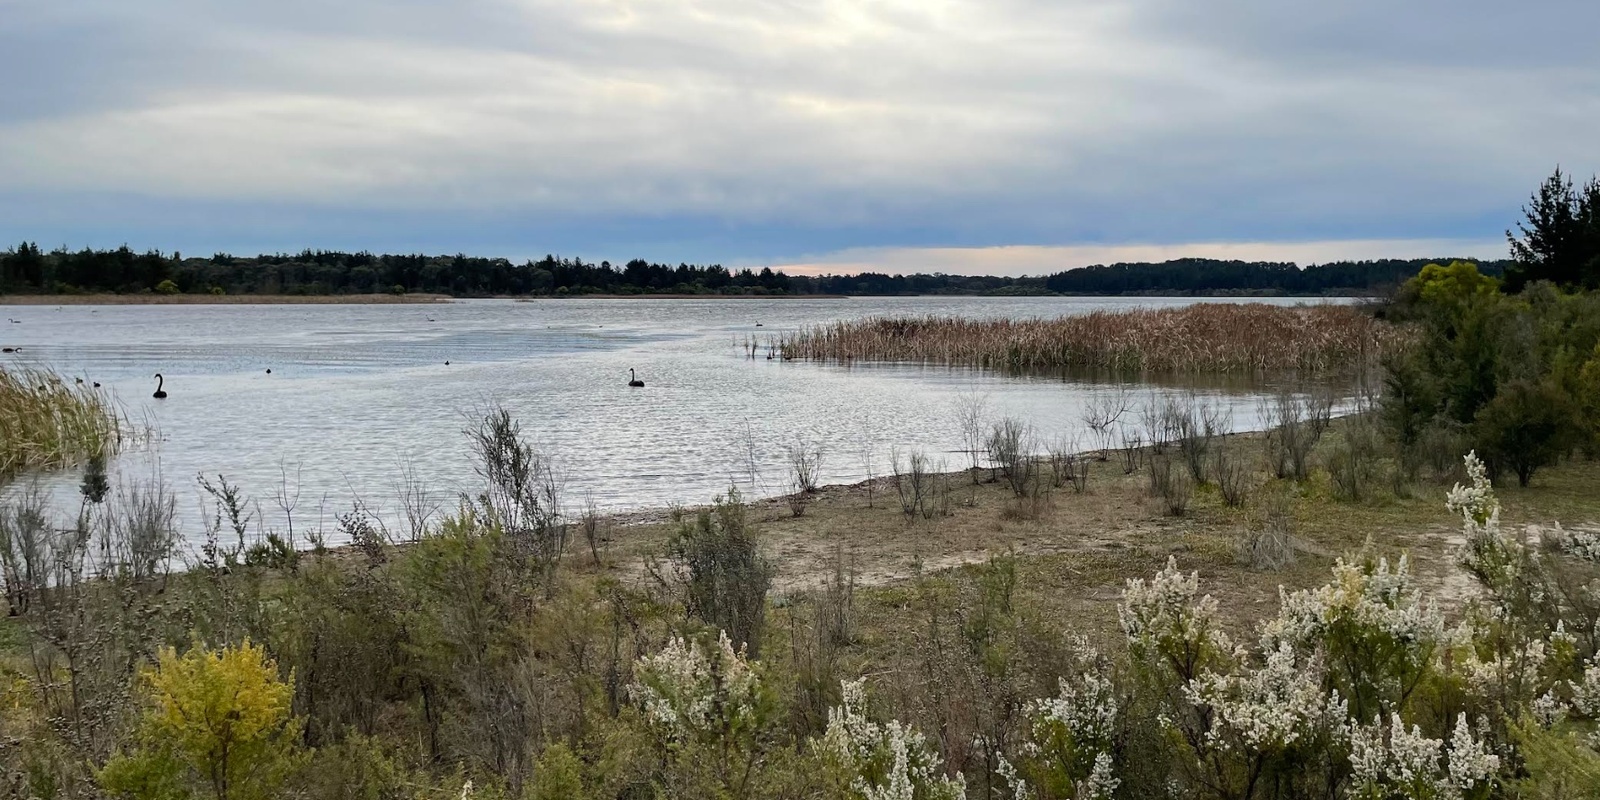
(0, 0, 1595, 265)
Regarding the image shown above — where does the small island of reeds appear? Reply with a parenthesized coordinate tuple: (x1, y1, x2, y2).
(0, 365, 122, 482)
(777, 302, 1395, 373)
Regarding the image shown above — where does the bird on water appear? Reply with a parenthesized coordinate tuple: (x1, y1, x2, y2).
(152, 373, 168, 399)
(628, 368, 645, 388)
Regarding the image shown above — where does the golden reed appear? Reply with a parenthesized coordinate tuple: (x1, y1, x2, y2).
(777, 303, 1398, 374)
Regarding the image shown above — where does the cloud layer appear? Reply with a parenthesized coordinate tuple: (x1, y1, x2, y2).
(2, 0, 1595, 269)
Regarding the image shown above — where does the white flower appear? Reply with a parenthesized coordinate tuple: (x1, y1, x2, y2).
(1345, 713, 1498, 800)
(1119, 556, 1232, 666)
(1446, 714, 1499, 791)
(820, 679, 965, 800)
(1080, 751, 1119, 800)
(1532, 691, 1566, 728)
(1187, 642, 1344, 752)
(1262, 555, 1444, 654)
(1569, 660, 1600, 718)
(630, 631, 762, 743)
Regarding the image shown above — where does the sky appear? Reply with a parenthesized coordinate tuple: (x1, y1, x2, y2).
(2, 0, 1597, 276)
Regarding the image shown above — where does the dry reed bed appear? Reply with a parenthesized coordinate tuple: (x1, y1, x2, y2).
(0, 366, 122, 483)
(778, 303, 1399, 373)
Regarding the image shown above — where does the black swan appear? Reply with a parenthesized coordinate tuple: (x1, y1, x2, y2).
(152, 373, 168, 399)
(628, 368, 645, 388)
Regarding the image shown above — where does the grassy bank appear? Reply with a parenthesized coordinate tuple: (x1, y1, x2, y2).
(777, 302, 1399, 372)
(0, 293, 451, 305)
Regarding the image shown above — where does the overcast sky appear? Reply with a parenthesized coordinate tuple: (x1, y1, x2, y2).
(2, 0, 1596, 275)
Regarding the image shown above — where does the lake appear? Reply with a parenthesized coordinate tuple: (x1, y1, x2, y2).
(4, 296, 1344, 545)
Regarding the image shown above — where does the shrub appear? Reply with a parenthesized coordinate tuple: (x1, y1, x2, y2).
(1472, 379, 1578, 486)
(816, 679, 966, 800)
(986, 416, 1050, 502)
(1261, 388, 1333, 481)
(892, 448, 947, 519)
(99, 641, 305, 800)
(154, 279, 180, 295)
(466, 405, 567, 583)
(1145, 454, 1191, 516)
(1175, 397, 1227, 483)
(664, 487, 774, 656)
(1326, 416, 1383, 501)
(1209, 439, 1250, 507)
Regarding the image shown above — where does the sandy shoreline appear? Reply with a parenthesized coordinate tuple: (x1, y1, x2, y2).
(0, 293, 452, 305)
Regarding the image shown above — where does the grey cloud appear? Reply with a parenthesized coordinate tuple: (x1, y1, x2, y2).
(0, 0, 1595, 255)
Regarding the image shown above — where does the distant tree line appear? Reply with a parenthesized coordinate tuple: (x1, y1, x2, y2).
(0, 245, 1512, 298)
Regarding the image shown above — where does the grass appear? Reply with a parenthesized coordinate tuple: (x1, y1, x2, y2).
(0, 365, 123, 483)
(777, 303, 1403, 373)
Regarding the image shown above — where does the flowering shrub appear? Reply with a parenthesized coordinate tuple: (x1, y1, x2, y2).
(1119, 556, 1235, 682)
(819, 679, 966, 800)
(1347, 713, 1497, 800)
(1186, 643, 1346, 755)
(1449, 451, 1532, 602)
(1007, 637, 1122, 800)
(98, 640, 305, 800)
(1261, 555, 1445, 720)
(630, 631, 766, 747)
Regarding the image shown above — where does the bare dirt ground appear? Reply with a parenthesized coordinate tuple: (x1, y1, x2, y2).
(596, 426, 1600, 636)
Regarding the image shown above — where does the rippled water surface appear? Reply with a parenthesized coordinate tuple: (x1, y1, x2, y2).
(7, 296, 1339, 543)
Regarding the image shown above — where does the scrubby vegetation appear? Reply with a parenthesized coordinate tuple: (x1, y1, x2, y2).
(777, 303, 1394, 373)
(5, 424, 1600, 800)
(1381, 262, 1600, 487)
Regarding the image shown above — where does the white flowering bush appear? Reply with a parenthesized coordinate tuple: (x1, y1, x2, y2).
(818, 679, 966, 800)
(1347, 713, 1497, 800)
(1450, 451, 1534, 603)
(629, 631, 767, 748)
(1186, 643, 1347, 756)
(1007, 637, 1122, 800)
(1261, 555, 1445, 721)
(1119, 556, 1236, 683)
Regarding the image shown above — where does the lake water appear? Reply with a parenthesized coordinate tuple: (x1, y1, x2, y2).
(5, 296, 1343, 545)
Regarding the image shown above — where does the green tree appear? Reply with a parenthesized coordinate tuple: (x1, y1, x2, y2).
(1472, 379, 1578, 487)
(1507, 167, 1600, 291)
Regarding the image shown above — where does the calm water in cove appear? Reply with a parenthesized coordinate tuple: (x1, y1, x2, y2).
(6, 296, 1341, 545)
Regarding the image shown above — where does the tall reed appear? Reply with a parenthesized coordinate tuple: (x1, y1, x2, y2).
(0, 365, 123, 483)
(778, 303, 1398, 374)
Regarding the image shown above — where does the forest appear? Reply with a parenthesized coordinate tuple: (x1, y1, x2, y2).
(0, 244, 1512, 299)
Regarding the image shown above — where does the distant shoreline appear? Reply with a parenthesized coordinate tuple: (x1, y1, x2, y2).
(0, 293, 452, 306)
(513, 293, 852, 300)
(0, 290, 1369, 306)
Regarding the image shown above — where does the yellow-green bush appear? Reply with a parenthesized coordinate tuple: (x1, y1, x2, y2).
(99, 640, 305, 800)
